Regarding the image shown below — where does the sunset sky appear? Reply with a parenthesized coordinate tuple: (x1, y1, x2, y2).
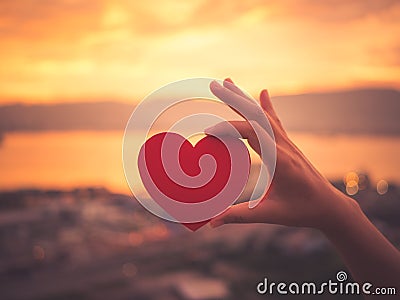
(0, 0, 399, 103)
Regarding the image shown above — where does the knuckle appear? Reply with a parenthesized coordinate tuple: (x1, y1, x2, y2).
(227, 215, 245, 224)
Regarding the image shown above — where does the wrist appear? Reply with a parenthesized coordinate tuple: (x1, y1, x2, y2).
(318, 188, 363, 236)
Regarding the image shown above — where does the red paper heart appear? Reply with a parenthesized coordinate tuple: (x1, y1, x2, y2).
(138, 132, 249, 231)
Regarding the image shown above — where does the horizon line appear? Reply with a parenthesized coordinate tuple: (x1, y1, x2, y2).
(0, 85, 399, 106)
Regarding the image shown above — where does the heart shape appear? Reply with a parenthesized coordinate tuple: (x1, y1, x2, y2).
(138, 132, 250, 231)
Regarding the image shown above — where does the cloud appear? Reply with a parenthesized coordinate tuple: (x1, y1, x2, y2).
(369, 42, 400, 67)
(0, 0, 399, 102)
(0, 0, 105, 39)
(276, 0, 400, 22)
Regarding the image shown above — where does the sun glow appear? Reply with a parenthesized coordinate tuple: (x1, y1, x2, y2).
(0, 1, 399, 103)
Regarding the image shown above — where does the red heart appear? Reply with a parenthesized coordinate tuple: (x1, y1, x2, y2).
(138, 132, 249, 231)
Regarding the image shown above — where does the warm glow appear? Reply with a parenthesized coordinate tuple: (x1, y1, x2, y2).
(128, 231, 144, 247)
(143, 224, 169, 241)
(0, 1, 399, 103)
(344, 171, 359, 185)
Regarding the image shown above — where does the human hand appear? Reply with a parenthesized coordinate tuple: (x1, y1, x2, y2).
(207, 78, 359, 231)
(206, 79, 400, 294)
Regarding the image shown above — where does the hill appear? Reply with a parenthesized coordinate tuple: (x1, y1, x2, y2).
(0, 88, 399, 134)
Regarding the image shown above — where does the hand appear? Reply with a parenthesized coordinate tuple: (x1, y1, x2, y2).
(207, 78, 358, 230)
(206, 79, 400, 294)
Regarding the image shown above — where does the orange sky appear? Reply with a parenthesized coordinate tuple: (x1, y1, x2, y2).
(0, 0, 399, 103)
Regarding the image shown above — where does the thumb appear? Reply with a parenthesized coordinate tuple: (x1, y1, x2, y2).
(210, 197, 282, 227)
(210, 201, 257, 227)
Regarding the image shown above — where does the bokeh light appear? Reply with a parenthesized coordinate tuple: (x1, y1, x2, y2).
(344, 171, 359, 195)
(128, 231, 144, 247)
(122, 262, 137, 278)
(376, 179, 389, 195)
(32, 245, 45, 261)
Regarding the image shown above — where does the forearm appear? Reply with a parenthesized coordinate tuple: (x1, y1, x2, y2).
(321, 191, 400, 294)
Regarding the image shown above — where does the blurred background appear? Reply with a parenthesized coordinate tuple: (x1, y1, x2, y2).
(0, 1, 399, 299)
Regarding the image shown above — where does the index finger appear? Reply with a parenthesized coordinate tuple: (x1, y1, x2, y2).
(210, 80, 264, 121)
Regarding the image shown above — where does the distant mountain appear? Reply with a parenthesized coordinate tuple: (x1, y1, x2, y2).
(0, 88, 399, 134)
(272, 89, 400, 135)
(0, 101, 133, 132)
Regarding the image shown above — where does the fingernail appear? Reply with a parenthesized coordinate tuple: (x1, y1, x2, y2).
(224, 78, 233, 84)
(210, 80, 221, 90)
(210, 219, 224, 228)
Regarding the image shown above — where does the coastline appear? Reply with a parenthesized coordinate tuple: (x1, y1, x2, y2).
(0, 183, 398, 299)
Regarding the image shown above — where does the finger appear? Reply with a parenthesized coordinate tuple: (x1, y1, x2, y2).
(259, 89, 270, 111)
(210, 198, 279, 227)
(205, 120, 276, 159)
(210, 201, 257, 227)
(205, 120, 252, 139)
(210, 80, 246, 119)
(210, 80, 263, 121)
(205, 120, 274, 144)
(223, 78, 254, 102)
(210, 81, 283, 143)
(260, 89, 285, 131)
